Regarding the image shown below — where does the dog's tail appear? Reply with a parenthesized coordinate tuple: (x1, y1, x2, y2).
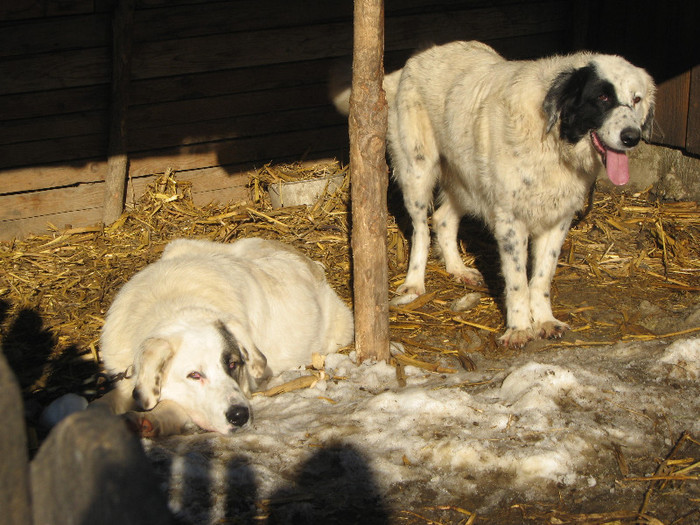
(329, 64, 401, 116)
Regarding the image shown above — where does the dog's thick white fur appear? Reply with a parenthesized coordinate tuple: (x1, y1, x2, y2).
(332, 40, 655, 347)
(98, 238, 353, 436)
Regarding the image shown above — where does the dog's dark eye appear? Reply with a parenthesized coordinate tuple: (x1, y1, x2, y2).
(598, 94, 610, 103)
(228, 362, 238, 371)
(187, 371, 204, 381)
(633, 95, 641, 105)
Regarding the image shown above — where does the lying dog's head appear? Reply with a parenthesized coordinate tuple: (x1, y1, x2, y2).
(543, 54, 655, 185)
(132, 317, 267, 434)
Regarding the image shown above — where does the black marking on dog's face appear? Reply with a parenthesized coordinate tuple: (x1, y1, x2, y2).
(543, 64, 619, 144)
(216, 322, 245, 382)
(641, 101, 655, 141)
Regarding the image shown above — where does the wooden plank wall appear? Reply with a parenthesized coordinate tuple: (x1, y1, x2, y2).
(0, 0, 576, 240)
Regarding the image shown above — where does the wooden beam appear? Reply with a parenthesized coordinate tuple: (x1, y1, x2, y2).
(652, 72, 691, 149)
(686, 65, 700, 155)
(103, 0, 134, 225)
(349, 0, 390, 363)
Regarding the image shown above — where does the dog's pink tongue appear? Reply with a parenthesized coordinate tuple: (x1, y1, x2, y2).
(605, 149, 629, 186)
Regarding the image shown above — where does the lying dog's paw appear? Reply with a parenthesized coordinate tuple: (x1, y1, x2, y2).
(536, 320, 570, 340)
(123, 411, 160, 438)
(498, 327, 535, 348)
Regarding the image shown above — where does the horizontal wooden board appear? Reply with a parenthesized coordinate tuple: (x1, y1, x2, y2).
(0, 95, 344, 174)
(128, 106, 345, 153)
(0, 133, 107, 172)
(0, 168, 250, 240)
(0, 48, 111, 96)
(0, 85, 109, 121)
(129, 58, 336, 106)
(132, 1, 352, 43)
(0, 14, 110, 58)
(0, 110, 106, 146)
(0, 81, 333, 150)
(126, 124, 349, 178)
(0, 124, 348, 194)
(130, 2, 569, 79)
(129, 83, 331, 130)
(0, 0, 94, 22)
(0, 57, 331, 123)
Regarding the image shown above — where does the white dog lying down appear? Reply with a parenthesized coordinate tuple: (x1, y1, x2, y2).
(97, 238, 353, 436)
(333, 40, 655, 347)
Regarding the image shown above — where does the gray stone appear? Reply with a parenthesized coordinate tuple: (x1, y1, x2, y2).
(38, 393, 88, 431)
(31, 406, 173, 525)
(0, 350, 32, 525)
(600, 142, 700, 200)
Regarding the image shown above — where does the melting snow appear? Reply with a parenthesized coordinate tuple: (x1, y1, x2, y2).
(144, 337, 700, 523)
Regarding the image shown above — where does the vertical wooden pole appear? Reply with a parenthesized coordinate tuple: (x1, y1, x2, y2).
(103, 0, 134, 225)
(349, 0, 390, 362)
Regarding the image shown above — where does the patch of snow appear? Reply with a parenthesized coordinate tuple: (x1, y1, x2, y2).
(144, 337, 700, 523)
(656, 337, 700, 379)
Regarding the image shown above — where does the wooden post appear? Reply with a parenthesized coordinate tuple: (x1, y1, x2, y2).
(349, 0, 390, 362)
(103, 0, 134, 225)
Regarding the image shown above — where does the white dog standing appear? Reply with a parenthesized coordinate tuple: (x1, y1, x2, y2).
(98, 238, 353, 436)
(333, 40, 655, 347)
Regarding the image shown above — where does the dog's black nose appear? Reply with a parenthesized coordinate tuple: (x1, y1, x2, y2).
(620, 127, 640, 148)
(226, 405, 249, 426)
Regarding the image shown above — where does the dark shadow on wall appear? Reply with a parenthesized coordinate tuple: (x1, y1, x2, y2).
(0, 299, 102, 446)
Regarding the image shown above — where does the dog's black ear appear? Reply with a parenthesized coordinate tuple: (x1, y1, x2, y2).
(543, 70, 572, 134)
(641, 101, 655, 141)
(218, 320, 267, 381)
(132, 338, 174, 410)
(543, 66, 592, 135)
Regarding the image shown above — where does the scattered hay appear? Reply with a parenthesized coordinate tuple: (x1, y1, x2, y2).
(2, 164, 700, 395)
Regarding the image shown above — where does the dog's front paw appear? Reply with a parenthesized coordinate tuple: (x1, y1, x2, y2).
(396, 281, 425, 297)
(392, 281, 423, 307)
(390, 292, 420, 306)
(498, 327, 535, 348)
(536, 320, 570, 340)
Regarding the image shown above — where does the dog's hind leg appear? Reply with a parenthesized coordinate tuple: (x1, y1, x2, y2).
(392, 91, 440, 297)
(529, 219, 571, 339)
(433, 196, 484, 286)
(397, 179, 434, 297)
